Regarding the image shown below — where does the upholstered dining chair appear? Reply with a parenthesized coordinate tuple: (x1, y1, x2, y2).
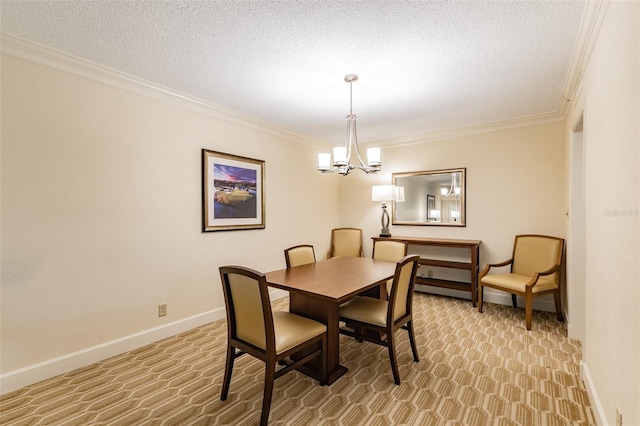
(326, 227, 364, 259)
(372, 239, 408, 297)
(219, 266, 327, 426)
(477, 234, 565, 330)
(339, 255, 421, 385)
(284, 244, 316, 268)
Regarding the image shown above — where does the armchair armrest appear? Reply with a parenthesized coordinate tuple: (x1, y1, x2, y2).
(479, 258, 514, 279)
(537, 263, 561, 276)
(525, 263, 561, 288)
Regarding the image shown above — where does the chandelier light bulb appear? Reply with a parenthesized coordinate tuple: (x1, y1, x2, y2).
(318, 153, 331, 172)
(333, 147, 348, 166)
(367, 148, 381, 167)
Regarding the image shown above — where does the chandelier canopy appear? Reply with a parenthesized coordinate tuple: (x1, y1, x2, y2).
(317, 74, 381, 176)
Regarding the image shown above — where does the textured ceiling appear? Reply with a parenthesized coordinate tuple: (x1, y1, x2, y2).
(1, 0, 586, 145)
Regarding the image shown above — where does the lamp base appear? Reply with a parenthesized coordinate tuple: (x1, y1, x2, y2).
(379, 228, 391, 237)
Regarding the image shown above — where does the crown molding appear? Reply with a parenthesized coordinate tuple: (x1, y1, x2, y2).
(560, 0, 609, 118)
(0, 33, 323, 147)
(367, 111, 565, 148)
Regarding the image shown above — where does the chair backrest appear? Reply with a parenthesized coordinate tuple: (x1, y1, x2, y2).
(388, 255, 420, 322)
(284, 245, 316, 268)
(511, 235, 564, 283)
(329, 228, 364, 258)
(372, 240, 408, 262)
(219, 266, 274, 351)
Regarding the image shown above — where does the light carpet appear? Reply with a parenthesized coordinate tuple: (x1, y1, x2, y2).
(0, 293, 595, 425)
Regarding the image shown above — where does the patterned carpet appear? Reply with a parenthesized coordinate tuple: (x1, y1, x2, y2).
(1, 293, 595, 425)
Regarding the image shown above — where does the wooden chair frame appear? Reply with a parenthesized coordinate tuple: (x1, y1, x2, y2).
(219, 266, 327, 425)
(326, 227, 364, 259)
(371, 239, 408, 299)
(339, 255, 420, 385)
(477, 234, 565, 330)
(372, 239, 408, 261)
(284, 244, 316, 268)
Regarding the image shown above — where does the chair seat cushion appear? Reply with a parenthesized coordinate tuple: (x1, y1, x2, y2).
(481, 273, 558, 293)
(339, 296, 388, 327)
(273, 311, 326, 355)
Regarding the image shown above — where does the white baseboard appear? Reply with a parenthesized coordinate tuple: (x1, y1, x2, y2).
(1, 289, 290, 395)
(0, 307, 223, 395)
(581, 361, 606, 425)
(415, 285, 557, 312)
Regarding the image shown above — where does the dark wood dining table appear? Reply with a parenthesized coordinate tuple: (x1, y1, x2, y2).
(265, 256, 396, 385)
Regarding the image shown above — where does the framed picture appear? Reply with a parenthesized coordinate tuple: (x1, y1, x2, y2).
(202, 149, 265, 232)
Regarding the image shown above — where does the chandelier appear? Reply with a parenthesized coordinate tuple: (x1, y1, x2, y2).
(317, 74, 381, 176)
(441, 172, 461, 197)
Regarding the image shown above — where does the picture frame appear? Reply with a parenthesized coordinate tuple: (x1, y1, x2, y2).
(202, 149, 265, 232)
(426, 194, 436, 220)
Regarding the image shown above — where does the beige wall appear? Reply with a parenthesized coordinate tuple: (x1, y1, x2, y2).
(339, 122, 567, 308)
(1, 54, 340, 389)
(565, 1, 640, 424)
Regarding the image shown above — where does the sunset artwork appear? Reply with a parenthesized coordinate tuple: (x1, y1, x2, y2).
(202, 149, 265, 232)
(212, 164, 257, 219)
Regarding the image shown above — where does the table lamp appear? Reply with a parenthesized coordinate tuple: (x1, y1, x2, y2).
(372, 185, 405, 237)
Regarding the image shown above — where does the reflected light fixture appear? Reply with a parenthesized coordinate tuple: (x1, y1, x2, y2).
(441, 172, 461, 197)
(317, 74, 381, 176)
(372, 185, 404, 237)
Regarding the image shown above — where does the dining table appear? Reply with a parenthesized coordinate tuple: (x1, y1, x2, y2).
(265, 256, 397, 385)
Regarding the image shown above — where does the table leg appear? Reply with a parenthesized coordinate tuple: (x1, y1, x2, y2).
(471, 245, 479, 307)
(289, 293, 347, 385)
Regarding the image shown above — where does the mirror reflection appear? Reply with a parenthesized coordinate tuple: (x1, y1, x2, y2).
(392, 168, 466, 227)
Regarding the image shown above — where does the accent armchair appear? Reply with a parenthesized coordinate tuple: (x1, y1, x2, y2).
(478, 234, 565, 330)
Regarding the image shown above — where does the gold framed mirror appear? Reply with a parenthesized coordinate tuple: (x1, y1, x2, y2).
(392, 168, 466, 227)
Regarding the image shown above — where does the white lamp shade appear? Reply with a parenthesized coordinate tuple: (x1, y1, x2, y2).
(318, 153, 331, 171)
(367, 147, 381, 166)
(430, 209, 441, 218)
(372, 185, 394, 201)
(441, 187, 448, 196)
(451, 210, 460, 218)
(372, 185, 404, 202)
(333, 147, 347, 166)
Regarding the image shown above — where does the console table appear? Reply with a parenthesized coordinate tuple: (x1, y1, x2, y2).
(372, 236, 481, 306)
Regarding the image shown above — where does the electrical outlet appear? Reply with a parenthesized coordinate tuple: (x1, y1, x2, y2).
(616, 408, 622, 426)
(158, 304, 167, 317)
(427, 270, 434, 278)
